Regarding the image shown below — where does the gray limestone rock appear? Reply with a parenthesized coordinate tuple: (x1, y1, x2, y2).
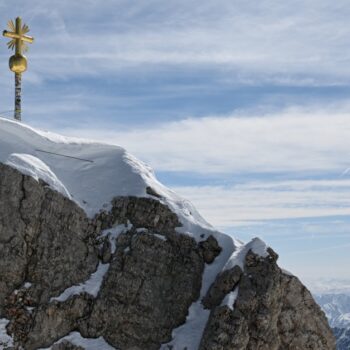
(51, 340, 84, 350)
(0, 164, 98, 345)
(97, 196, 181, 233)
(202, 265, 242, 309)
(24, 294, 93, 350)
(198, 235, 222, 264)
(199, 248, 336, 350)
(79, 228, 204, 350)
(0, 162, 336, 350)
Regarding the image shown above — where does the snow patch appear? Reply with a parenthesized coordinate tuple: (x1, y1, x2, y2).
(51, 262, 109, 302)
(0, 319, 14, 348)
(161, 302, 210, 350)
(224, 237, 269, 271)
(38, 331, 116, 350)
(281, 268, 294, 276)
(221, 287, 239, 310)
(161, 232, 238, 350)
(153, 233, 167, 241)
(136, 228, 148, 233)
(0, 117, 218, 244)
(162, 238, 268, 349)
(24, 282, 32, 289)
(101, 223, 132, 254)
(6, 153, 71, 199)
(26, 306, 35, 314)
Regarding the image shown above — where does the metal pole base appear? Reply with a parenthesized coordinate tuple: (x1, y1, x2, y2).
(14, 73, 22, 121)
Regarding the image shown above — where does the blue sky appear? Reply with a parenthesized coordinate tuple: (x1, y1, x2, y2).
(1, 0, 350, 291)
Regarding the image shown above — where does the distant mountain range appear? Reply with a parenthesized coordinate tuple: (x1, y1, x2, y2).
(315, 293, 350, 350)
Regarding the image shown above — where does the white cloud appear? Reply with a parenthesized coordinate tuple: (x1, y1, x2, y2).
(52, 105, 350, 225)
(59, 106, 350, 175)
(1, 0, 350, 83)
(172, 179, 350, 226)
(307, 278, 350, 294)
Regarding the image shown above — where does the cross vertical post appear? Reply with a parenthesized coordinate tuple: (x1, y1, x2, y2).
(14, 17, 22, 121)
(2, 17, 34, 121)
(15, 71, 22, 121)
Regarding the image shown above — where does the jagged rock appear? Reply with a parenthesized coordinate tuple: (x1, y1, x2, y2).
(202, 265, 242, 309)
(79, 229, 204, 349)
(97, 196, 181, 233)
(0, 162, 336, 350)
(24, 294, 93, 350)
(199, 235, 222, 264)
(0, 164, 98, 312)
(199, 249, 336, 350)
(99, 237, 112, 264)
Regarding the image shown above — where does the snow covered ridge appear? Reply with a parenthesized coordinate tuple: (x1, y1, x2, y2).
(0, 117, 212, 235)
(0, 118, 274, 252)
(6, 153, 71, 198)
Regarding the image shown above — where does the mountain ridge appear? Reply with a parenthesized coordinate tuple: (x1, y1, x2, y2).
(0, 118, 335, 349)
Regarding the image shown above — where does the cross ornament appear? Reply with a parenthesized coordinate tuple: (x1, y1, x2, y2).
(3, 17, 34, 121)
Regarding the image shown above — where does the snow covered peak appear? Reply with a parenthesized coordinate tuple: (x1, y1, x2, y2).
(6, 153, 72, 199)
(0, 117, 151, 215)
(0, 117, 215, 238)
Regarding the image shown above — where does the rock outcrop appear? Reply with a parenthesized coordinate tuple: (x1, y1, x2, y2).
(200, 249, 335, 350)
(0, 162, 336, 350)
(0, 163, 98, 311)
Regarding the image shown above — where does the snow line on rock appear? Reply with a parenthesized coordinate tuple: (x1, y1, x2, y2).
(0, 117, 222, 244)
(0, 319, 14, 348)
(160, 233, 240, 349)
(221, 287, 239, 310)
(160, 237, 270, 349)
(50, 262, 110, 302)
(6, 153, 71, 199)
(101, 223, 133, 254)
(223, 237, 268, 271)
(50, 224, 133, 303)
(0, 118, 272, 349)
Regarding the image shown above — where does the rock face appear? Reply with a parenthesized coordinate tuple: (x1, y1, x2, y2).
(200, 249, 335, 350)
(0, 163, 336, 350)
(0, 163, 98, 310)
(51, 341, 83, 350)
(80, 229, 203, 349)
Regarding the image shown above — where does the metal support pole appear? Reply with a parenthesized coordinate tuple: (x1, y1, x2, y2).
(14, 73, 21, 121)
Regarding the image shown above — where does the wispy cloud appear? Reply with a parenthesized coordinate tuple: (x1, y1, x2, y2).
(50, 105, 350, 225)
(307, 278, 350, 294)
(172, 179, 350, 225)
(59, 105, 350, 174)
(1, 0, 350, 84)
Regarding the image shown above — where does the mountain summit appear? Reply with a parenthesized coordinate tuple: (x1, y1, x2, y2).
(0, 117, 335, 349)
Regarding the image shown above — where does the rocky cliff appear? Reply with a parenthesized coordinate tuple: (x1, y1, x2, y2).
(0, 118, 336, 350)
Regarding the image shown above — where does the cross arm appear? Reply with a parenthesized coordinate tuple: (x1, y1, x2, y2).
(3, 30, 34, 43)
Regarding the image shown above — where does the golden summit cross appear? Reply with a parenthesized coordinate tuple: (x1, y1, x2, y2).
(3, 17, 34, 121)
